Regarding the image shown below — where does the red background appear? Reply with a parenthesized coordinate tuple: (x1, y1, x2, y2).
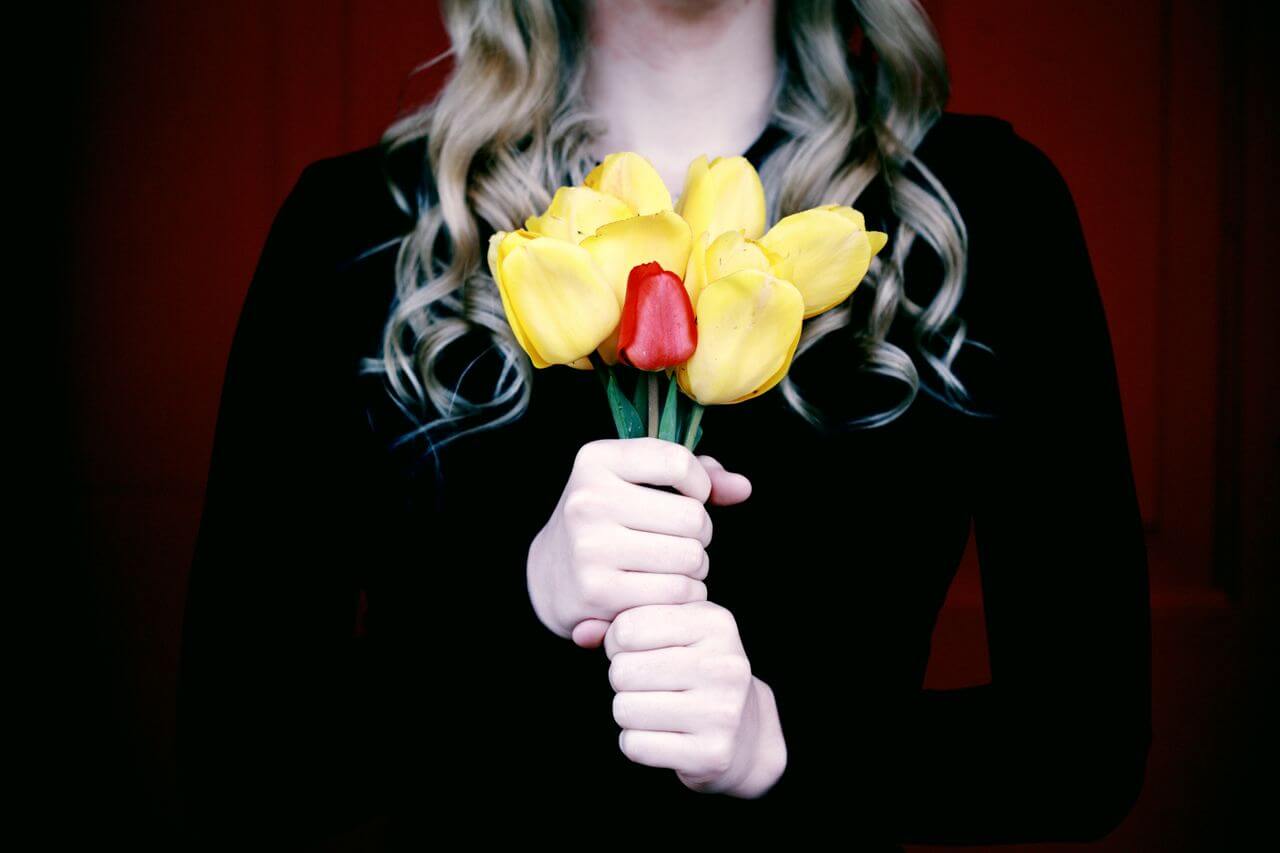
(54, 1, 1275, 848)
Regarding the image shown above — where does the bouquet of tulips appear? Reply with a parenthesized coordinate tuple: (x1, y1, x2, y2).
(486, 148, 887, 449)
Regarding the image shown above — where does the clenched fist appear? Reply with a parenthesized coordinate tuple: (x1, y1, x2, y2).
(526, 437, 753, 648)
(603, 600, 787, 798)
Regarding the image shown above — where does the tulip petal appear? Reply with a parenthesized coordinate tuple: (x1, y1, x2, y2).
(819, 203, 889, 258)
(584, 151, 674, 216)
(499, 235, 621, 365)
(759, 206, 876, 318)
(676, 268, 804, 405)
(817, 203, 866, 230)
(488, 230, 551, 368)
(524, 186, 636, 244)
(675, 154, 767, 242)
(704, 230, 776, 284)
(682, 230, 712, 308)
(579, 211, 693, 307)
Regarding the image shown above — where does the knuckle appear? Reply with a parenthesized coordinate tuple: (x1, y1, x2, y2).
(681, 499, 708, 535)
(573, 441, 604, 471)
(610, 611, 635, 647)
(562, 489, 597, 524)
(714, 605, 739, 635)
(704, 735, 735, 776)
(713, 698, 743, 728)
(692, 578, 709, 601)
(607, 656, 627, 692)
(678, 538, 706, 573)
(611, 692, 627, 727)
(696, 550, 711, 581)
(576, 435, 609, 468)
(680, 576, 708, 603)
(668, 447, 695, 483)
(618, 729, 639, 762)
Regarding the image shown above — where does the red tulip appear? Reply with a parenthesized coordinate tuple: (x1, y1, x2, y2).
(616, 261, 698, 371)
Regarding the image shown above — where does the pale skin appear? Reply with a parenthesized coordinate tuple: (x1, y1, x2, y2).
(527, 439, 787, 798)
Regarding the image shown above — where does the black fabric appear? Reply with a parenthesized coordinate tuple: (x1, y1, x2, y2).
(176, 113, 1152, 850)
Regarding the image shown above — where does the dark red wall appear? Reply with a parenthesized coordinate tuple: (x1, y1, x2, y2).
(58, 1, 1273, 848)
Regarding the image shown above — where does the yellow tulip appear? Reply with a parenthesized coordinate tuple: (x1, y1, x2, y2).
(524, 186, 635, 244)
(758, 203, 889, 318)
(675, 268, 804, 405)
(486, 228, 618, 370)
(675, 154, 767, 242)
(584, 151, 674, 216)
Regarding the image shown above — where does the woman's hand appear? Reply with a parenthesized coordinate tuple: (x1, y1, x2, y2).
(604, 600, 787, 798)
(527, 437, 752, 647)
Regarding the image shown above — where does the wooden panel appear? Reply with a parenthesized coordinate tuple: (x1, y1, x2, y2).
(1156, 0, 1226, 585)
(70, 1, 275, 492)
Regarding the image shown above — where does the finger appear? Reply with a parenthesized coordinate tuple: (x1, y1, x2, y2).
(588, 570, 708, 619)
(571, 618, 610, 649)
(608, 482, 713, 546)
(604, 602, 710, 658)
(608, 647, 699, 691)
(611, 525, 709, 579)
(589, 437, 712, 502)
(613, 691, 706, 734)
(698, 455, 753, 507)
(618, 729, 698, 773)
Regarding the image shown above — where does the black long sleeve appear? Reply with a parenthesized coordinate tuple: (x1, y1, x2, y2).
(176, 161, 403, 845)
(880, 128, 1153, 844)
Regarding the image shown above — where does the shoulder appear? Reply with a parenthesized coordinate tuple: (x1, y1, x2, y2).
(273, 139, 425, 273)
(907, 111, 1098, 350)
(913, 111, 1079, 222)
(236, 139, 431, 380)
(245, 137, 431, 329)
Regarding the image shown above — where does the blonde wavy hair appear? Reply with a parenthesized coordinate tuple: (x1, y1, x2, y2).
(366, 0, 976, 458)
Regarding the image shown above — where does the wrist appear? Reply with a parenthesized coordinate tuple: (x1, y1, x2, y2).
(723, 676, 788, 799)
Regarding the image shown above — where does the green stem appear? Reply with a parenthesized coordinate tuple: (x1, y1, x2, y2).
(589, 350, 623, 439)
(589, 349, 610, 389)
(647, 372, 659, 438)
(682, 403, 705, 450)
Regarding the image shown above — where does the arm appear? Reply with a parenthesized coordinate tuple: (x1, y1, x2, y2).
(883, 131, 1153, 844)
(730, 128, 1151, 842)
(175, 163, 404, 844)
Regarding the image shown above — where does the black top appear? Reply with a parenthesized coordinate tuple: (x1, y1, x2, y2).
(176, 113, 1152, 850)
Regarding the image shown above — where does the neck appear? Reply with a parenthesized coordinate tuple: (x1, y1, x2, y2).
(583, 0, 780, 194)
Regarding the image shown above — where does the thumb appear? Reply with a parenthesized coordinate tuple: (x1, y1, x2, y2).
(697, 455, 752, 506)
(571, 618, 611, 649)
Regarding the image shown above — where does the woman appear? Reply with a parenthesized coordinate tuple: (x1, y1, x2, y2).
(177, 0, 1152, 849)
